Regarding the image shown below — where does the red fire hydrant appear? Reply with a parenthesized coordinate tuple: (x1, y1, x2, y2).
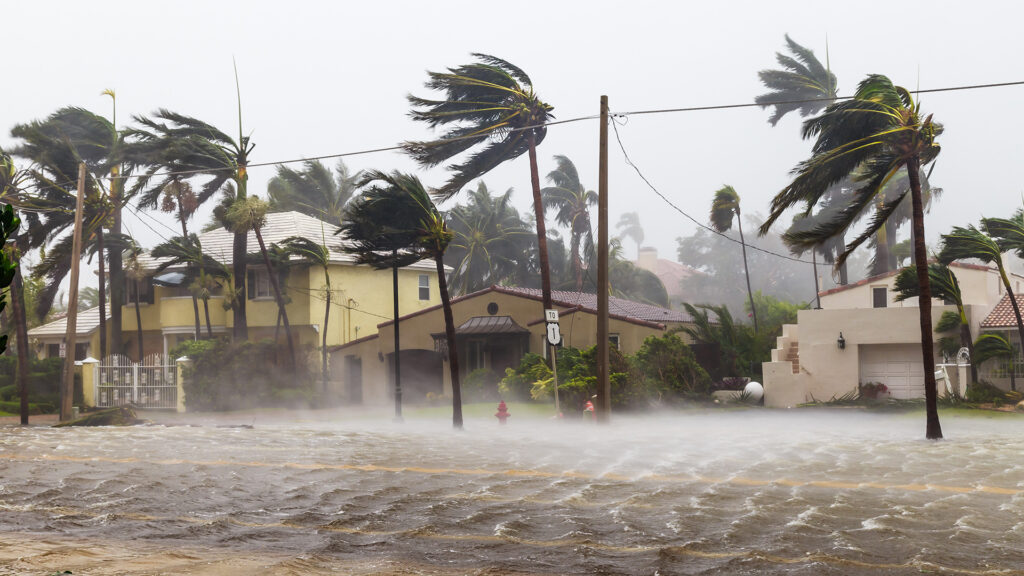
(495, 400, 511, 425)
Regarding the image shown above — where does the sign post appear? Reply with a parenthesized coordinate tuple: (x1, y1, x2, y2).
(545, 309, 562, 414)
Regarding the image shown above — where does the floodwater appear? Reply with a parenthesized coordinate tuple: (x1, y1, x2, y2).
(2, 408, 1024, 575)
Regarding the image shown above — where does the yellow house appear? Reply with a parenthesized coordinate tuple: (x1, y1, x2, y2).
(29, 211, 442, 362)
(329, 285, 698, 405)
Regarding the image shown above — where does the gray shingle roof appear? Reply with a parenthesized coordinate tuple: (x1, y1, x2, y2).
(28, 307, 109, 338)
(496, 286, 695, 323)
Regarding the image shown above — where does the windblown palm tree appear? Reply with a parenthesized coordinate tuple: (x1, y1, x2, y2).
(150, 233, 223, 338)
(761, 74, 944, 439)
(710, 185, 758, 331)
(279, 233, 336, 393)
(756, 34, 838, 126)
(404, 53, 557, 318)
(226, 196, 295, 368)
(0, 151, 30, 425)
(123, 238, 146, 362)
(616, 212, 644, 259)
(541, 155, 597, 292)
(268, 159, 362, 224)
(974, 333, 1016, 391)
(158, 180, 202, 338)
(341, 170, 463, 429)
(893, 263, 976, 383)
(938, 223, 1024, 379)
(124, 108, 254, 340)
(445, 182, 531, 295)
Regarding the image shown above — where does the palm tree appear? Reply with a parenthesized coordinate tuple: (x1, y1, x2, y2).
(974, 333, 1017, 392)
(268, 159, 362, 224)
(124, 108, 254, 340)
(756, 34, 838, 126)
(445, 182, 531, 295)
(541, 155, 597, 292)
(938, 223, 1024, 378)
(1, 151, 30, 425)
(680, 303, 741, 380)
(616, 212, 644, 259)
(10, 108, 118, 326)
(404, 53, 557, 321)
(279, 232, 336, 393)
(158, 180, 202, 339)
(123, 238, 146, 362)
(893, 263, 976, 383)
(341, 170, 463, 429)
(226, 196, 295, 368)
(150, 233, 223, 338)
(710, 185, 758, 331)
(761, 75, 944, 439)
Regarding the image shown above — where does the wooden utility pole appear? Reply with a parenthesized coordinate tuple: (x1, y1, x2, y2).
(60, 163, 86, 421)
(596, 95, 610, 422)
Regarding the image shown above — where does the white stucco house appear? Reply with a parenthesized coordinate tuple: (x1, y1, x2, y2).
(763, 261, 1024, 408)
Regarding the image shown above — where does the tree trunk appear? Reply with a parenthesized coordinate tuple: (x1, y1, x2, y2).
(812, 250, 821, 309)
(322, 273, 330, 395)
(907, 157, 942, 440)
(736, 216, 758, 332)
(437, 256, 462, 429)
(997, 268, 1024, 392)
(97, 228, 107, 359)
(527, 132, 559, 385)
(203, 297, 213, 339)
(11, 241, 30, 426)
(885, 220, 898, 270)
(873, 225, 891, 276)
(179, 211, 201, 341)
(392, 260, 402, 420)
(571, 231, 582, 292)
(232, 230, 248, 340)
(254, 228, 295, 368)
(134, 282, 143, 362)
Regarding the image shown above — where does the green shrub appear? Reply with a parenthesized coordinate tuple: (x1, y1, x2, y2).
(499, 353, 549, 401)
(178, 338, 314, 411)
(462, 368, 500, 402)
(631, 334, 711, 398)
(966, 380, 1006, 404)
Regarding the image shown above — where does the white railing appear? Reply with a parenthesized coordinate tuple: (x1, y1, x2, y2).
(94, 354, 178, 410)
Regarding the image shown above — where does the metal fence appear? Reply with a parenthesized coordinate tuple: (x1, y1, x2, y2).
(94, 354, 178, 410)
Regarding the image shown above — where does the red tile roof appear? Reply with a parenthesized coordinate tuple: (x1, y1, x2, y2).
(981, 293, 1024, 328)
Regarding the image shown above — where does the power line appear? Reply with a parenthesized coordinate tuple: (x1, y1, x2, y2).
(608, 113, 813, 265)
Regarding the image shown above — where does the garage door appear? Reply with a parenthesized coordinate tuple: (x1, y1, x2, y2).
(859, 344, 926, 399)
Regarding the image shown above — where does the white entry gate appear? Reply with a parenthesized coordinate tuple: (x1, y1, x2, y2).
(94, 354, 178, 409)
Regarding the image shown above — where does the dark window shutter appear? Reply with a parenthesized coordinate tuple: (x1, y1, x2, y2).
(247, 270, 255, 300)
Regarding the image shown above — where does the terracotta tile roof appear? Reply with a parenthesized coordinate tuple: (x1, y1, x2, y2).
(981, 293, 1024, 328)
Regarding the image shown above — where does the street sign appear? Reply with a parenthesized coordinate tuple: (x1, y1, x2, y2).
(546, 322, 562, 346)
(59, 342, 66, 358)
(545, 309, 559, 323)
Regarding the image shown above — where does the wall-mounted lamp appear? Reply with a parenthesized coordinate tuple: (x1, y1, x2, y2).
(837, 332, 846, 350)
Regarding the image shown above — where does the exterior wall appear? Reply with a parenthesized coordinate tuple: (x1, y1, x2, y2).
(331, 290, 688, 406)
(763, 305, 953, 408)
(819, 266, 1001, 310)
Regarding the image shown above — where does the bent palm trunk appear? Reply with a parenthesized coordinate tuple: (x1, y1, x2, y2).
(254, 228, 295, 369)
(11, 244, 30, 425)
(437, 256, 462, 429)
(908, 157, 942, 440)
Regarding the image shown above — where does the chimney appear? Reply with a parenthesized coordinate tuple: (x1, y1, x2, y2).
(637, 247, 657, 271)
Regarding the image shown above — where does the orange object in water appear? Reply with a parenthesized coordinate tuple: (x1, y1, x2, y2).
(583, 400, 595, 420)
(495, 400, 511, 424)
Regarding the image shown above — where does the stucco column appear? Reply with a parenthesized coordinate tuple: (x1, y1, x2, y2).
(80, 357, 100, 408)
(175, 356, 191, 413)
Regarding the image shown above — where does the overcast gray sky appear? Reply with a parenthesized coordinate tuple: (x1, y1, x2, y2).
(5, 0, 1022, 283)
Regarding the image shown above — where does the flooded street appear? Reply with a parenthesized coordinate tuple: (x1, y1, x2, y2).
(2, 408, 1024, 575)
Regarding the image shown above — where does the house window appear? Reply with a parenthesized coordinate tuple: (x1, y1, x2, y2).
(47, 344, 60, 358)
(609, 334, 621, 351)
(467, 339, 486, 372)
(247, 268, 273, 299)
(872, 287, 888, 308)
(125, 278, 153, 304)
(418, 275, 430, 301)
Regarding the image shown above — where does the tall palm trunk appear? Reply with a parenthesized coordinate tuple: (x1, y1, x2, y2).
(874, 225, 891, 276)
(134, 280, 143, 362)
(97, 229, 106, 358)
(254, 227, 295, 369)
(437, 255, 462, 429)
(570, 232, 583, 292)
(10, 241, 30, 425)
(908, 157, 942, 440)
(232, 231, 248, 340)
(527, 131, 554, 314)
(322, 274, 330, 394)
(812, 250, 821, 309)
(736, 217, 758, 332)
(996, 267, 1024, 390)
(203, 297, 213, 339)
(179, 207, 201, 340)
(885, 221, 898, 270)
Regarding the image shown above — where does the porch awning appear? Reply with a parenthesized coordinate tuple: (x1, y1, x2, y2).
(454, 315, 530, 335)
